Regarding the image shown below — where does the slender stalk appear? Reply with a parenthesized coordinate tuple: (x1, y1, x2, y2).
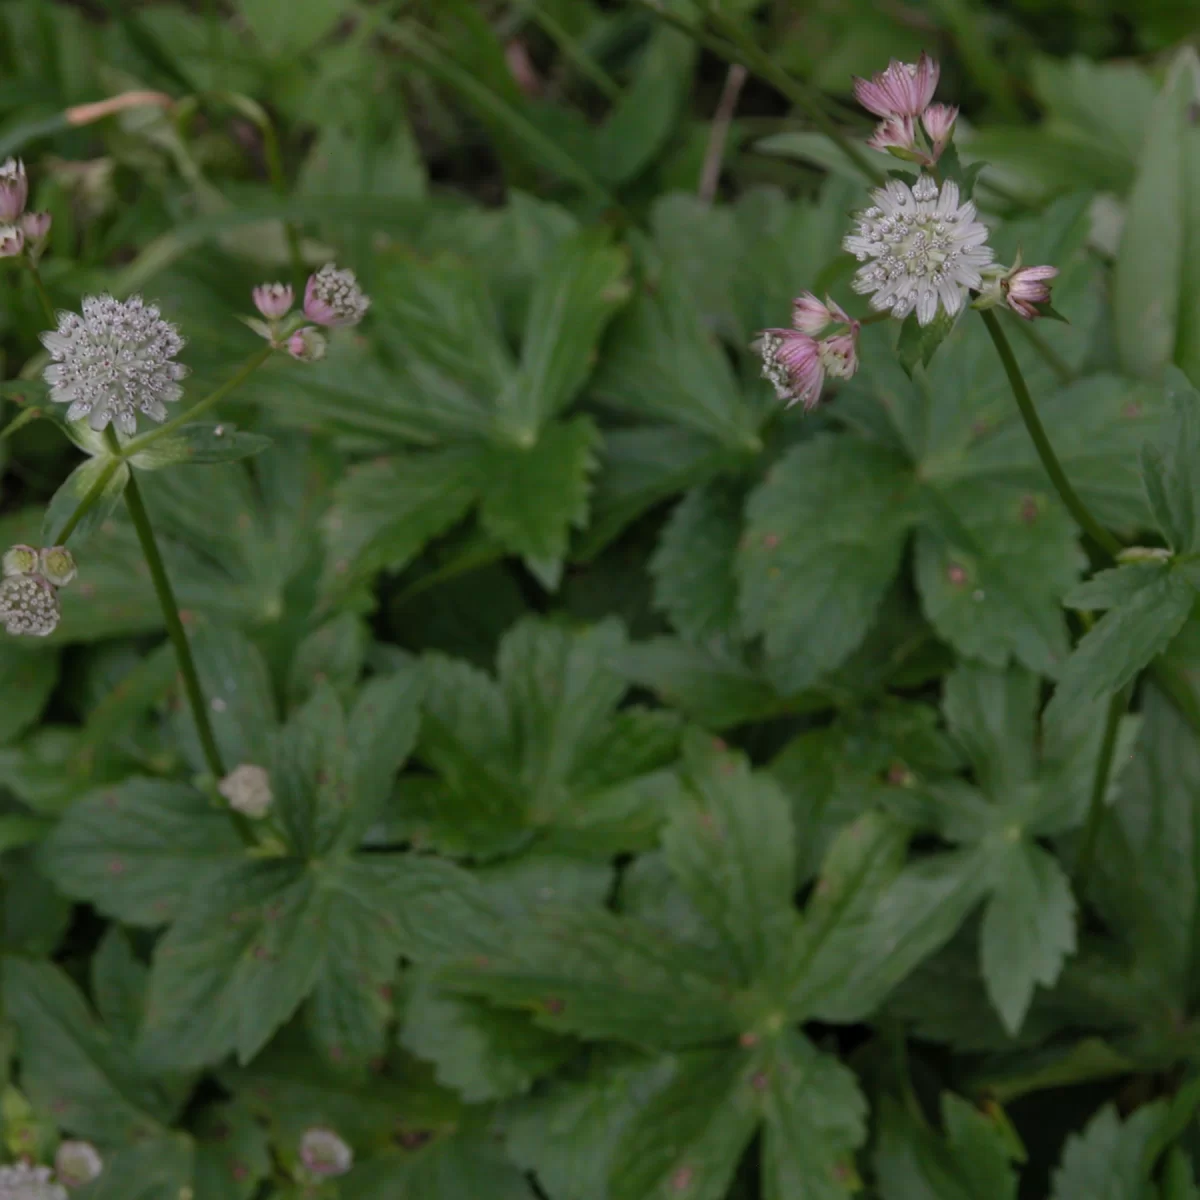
(109, 426, 225, 781)
(980, 309, 1122, 560)
(519, 0, 622, 100)
(121, 344, 274, 457)
(628, 0, 884, 186)
(24, 256, 56, 324)
(52, 456, 123, 544)
(1011, 317, 1074, 387)
(258, 112, 306, 291)
(1073, 688, 1126, 890)
(699, 64, 748, 202)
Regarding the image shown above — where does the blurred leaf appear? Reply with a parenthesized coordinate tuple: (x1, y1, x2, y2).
(42, 456, 128, 548)
(127, 423, 273, 470)
(1049, 1102, 1165, 1199)
(0, 641, 57, 746)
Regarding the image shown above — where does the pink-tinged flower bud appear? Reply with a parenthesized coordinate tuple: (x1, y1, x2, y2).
(20, 210, 51, 244)
(3, 544, 38, 577)
(0, 224, 24, 257)
(218, 764, 273, 818)
(0, 573, 60, 637)
(287, 326, 327, 363)
(921, 103, 958, 153)
(866, 115, 917, 155)
(853, 53, 939, 118)
(303, 263, 370, 327)
(56, 1140, 103, 1188)
(791, 292, 834, 335)
(0, 158, 28, 223)
(252, 281, 294, 320)
(300, 1126, 353, 1177)
(39, 546, 77, 587)
(759, 329, 823, 409)
(819, 331, 860, 381)
(1004, 265, 1058, 319)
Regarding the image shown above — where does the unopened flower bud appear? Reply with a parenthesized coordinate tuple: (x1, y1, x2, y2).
(921, 103, 958, 155)
(55, 1140, 103, 1189)
(39, 546, 76, 587)
(819, 331, 859, 380)
(3, 544, 39, 577)
(20, 210, 51, 245)
(303, 263, 370, 327)
(299, 1126, 353, 1178)
(866, 114, 917, 157)
(218, 764, 273, 818)
(0, 224, 24, 257)
(1004, 264, 1059, 320)
(252, 281, 294, 320)
(0, 573, 60, 637)
(790, 292, 849, 336)
(287, 326, 327, 363)
(853, 53, 939, 118)
(1117, 546, 1172, 564)
(0, 157, 28, 223)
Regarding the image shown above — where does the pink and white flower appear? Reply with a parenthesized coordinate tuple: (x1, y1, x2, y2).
(866, 114, 917, 155)
(853, 53, 939, 118)
(1003, 264, 1058, 318)
(921, 103, 958, 154)
(790, 292, 849, 335)
(844, 174, 994, 325)
(252, 281, 294, 320)
(758, 324, 860, 411)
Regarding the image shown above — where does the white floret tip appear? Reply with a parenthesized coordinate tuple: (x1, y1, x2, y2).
(0, 1163, 68, 1200)
(843, 174, 994, 326)
(41, 294, 188, 435)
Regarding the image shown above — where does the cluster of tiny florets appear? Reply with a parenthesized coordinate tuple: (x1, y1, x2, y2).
(0, 544, 77, 638)
(299, 1126, 353, 1177)
(0, 1163, 67, 1200)
(218, 763, 273, 819)
(844, 175, 994, 325)
(54, 1142, 102, 1190)
(758, 294, 860, 411)
(41, 294, 188, 434)
(303, 264, 370, 328)
(0, 157, 51, 260)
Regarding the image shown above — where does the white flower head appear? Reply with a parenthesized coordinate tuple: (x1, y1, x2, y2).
(41, 294, 188, 435)
(0, 573, 61, 637)
(844, 174, 993, 326)
(218, 764, 273, 818)
(0, 1163, 67, 1200)
(54, 1141, 103, 1189)
(303, 264, 370, 327)
(299, 1126, 353, 1177)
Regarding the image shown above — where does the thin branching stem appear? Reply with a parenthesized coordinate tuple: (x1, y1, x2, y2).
(980, 309, 1121, 560)
(1073, 688, 1126, 890)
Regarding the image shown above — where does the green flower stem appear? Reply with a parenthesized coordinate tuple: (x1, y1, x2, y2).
(980, 309, 1122, 560)
(628, 0, 884, 187)
(1073, 687, 1127, 890)
(104, 426, 226, 783)
(258, 111, 306, 291)
(52, 456, 123, 544)
(24, 256, 56, 325)
(121, 344, 275, 457)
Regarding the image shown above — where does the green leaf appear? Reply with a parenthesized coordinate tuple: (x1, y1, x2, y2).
(400, 971, 572, 1103)
(662, 741, 796, 988)
(41, 457, 129, 548)
(74, 1136, 193, 1200)
(651, 481, 743, 642)
(759, 1031, 867, 1200)
(477, 416, 600, 589)
(494, 233, 630, 436)
(91, 926, 148, 1047)
(1050, 1102, 1165, 1200)
(127, 423, 273, 470)
(1050, 564, 1195, 718)
(504, 1052, 677, 1200)
(193, 1100, 271, 1200)
(0, 640, 57, 745)
(438, 905, 740, 1048)
(980, 843, 1077, 1035)
(738, 437, 917, 693)
(607, 1049, 760, 1200)
(897, 310, 960, 377)
(287, 612, 370, 708)
(874, 1094, 1022, 1200)
(1113, 55, 1195, 379)
(4, 958, 175, 1143)
(38, 778, 244, 926)
(1140, 368, 1200, 552)
(322, 447, 482, 601)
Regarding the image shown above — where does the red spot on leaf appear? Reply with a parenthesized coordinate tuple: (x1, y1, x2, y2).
(107, 858, 126, 876)
(763, 533, 780, 549)
(739, 1031, 759, 1048)
(671, 1166, 694, 1192)
(947, 563, 967, 586)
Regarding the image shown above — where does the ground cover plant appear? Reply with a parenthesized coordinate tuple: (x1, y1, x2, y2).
(0, 0, 1199, 1196)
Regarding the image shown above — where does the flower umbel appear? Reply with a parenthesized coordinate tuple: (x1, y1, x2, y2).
(853, 53, 939, 118)
(218, 764, 273, 819)
(790, 292, 850, 336)
(54, 1142, 103, 1190)
(287, 326, 327, 363)
(758, 300, 860, 412)
(2, 544, 38, 577)
(0, 1163, 67, 1200)
(41, 294, 188, 435)
(866, 114, 916, 156)
(0, 573, 61, 637)
(252, 281, 294, 320)
(303, 264, 370, 327)
(299, 1127, 353, 1178)
(845, 175, 993, 325)
(39, 546, 77, 587)
(921, 103, 958, 155)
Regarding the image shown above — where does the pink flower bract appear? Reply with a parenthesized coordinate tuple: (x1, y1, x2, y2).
(853, 53, 939, 118)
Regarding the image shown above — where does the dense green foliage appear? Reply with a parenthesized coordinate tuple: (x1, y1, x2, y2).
(2, 0, 1200, 1196)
